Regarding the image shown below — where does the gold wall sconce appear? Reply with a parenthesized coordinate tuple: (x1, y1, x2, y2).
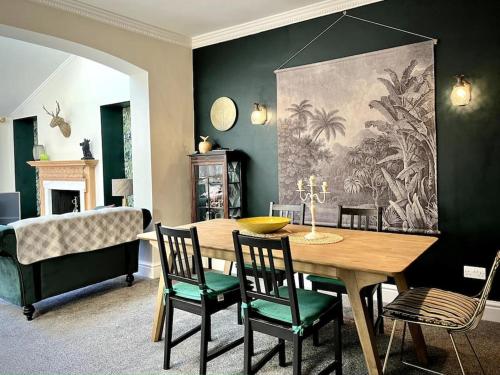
(450, 75, 472, 106)
(251, 103, 267, 125)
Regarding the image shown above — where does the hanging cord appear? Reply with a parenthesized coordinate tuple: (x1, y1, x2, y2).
(275, 11, 438, 71)
(344, 13, 437, 45)
(275, 12, 346, 71)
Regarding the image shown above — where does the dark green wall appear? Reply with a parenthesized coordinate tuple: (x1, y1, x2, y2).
(13, 117, 37, 219)
(194, 0, 500, 299)
(100, 103, 128, 206)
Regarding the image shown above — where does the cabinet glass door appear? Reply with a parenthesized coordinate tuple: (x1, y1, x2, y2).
(195, 163, 224, 221)
(227, 161, 241, 218)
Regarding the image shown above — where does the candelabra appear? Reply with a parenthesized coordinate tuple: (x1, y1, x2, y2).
(297, 175, 330, 240)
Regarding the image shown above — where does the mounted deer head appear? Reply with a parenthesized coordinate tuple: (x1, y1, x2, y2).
(43, 101, 71, 138)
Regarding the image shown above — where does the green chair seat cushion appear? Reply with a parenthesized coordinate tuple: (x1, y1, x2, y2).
(169, 272, 240, 301)
(249, 286, 338, 327)
(307, 275, 345, 288)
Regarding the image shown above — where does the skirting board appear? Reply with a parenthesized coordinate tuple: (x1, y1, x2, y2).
(137, 262, 161, 279)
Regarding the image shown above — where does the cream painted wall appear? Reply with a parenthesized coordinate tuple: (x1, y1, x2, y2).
(8, 56, 130, 205)
(0, 0, 194, 227)
(0, 121, 15, 192)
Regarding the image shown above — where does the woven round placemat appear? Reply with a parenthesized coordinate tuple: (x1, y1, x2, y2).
(289, 232, 344, 245)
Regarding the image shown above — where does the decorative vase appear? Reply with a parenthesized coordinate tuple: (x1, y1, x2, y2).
(33, 145, 46, 161)
(198, 136, 212, 154)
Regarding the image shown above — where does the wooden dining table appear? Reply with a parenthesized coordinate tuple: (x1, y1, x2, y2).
(138, 219, 438, 375)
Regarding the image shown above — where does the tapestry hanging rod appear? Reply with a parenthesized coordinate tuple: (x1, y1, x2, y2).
(275, 11, 438, 71)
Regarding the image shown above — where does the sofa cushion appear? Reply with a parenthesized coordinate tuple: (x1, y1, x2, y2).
(0, 256, 22, 305)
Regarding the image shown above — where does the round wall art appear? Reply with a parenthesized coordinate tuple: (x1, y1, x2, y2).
(210, 97, 237, 131)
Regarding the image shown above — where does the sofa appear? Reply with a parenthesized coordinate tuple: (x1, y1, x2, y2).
(0, 208, 151, 320)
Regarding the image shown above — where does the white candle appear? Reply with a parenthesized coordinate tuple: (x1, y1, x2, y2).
(322, 181, 328, 192)
(297, 179, 303, 190)
(309, 175, 316, 186)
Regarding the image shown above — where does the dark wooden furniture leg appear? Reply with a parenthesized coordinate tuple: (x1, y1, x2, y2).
(126, 273, 134, 286)
(23, 304, 35, 321)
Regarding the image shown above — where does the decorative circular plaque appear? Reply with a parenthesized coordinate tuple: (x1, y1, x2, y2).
(210, 97, 237, 131)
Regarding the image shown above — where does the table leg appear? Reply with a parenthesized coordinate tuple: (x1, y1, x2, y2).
(340, 270, 386, 375)
(152, 272, 165, 342)
(223, 261, 233, 275)
(394, 273, 428, 366)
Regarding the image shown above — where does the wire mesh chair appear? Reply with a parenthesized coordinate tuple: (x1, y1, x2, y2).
(382, 250, 500, 375)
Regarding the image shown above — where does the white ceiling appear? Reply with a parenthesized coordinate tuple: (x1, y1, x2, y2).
(0, 36, 70, 116)
(79, 0, 329, 37)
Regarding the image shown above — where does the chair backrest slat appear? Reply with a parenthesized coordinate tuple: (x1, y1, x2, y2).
(267, 248, 280, 298)
(180, 237, 192, 279)
(174, 237, 186, 278)
(248, 246, 262, 294)
(269, 202, 306, 225)
(258, 248, 272, 295)
(337, 205, 383, 232)
(155, 223, 205, 291)
(232, 230, 300, 327)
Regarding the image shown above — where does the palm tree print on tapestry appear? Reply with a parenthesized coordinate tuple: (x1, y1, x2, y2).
(276, 41, 437, 234)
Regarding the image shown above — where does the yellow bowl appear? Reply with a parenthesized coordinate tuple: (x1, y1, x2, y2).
(236, 216, 291, 234)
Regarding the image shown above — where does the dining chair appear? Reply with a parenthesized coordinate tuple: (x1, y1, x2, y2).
(269, 202, 306, 288)
(155, 223, 244, 375)
(307, 205, 385, 336)
(382, 250, 500, 375)
(237, 202, 306, 290)
(232, 230, 343, 375)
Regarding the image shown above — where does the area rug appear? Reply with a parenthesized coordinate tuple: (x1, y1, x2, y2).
(0, 277, 497, 374)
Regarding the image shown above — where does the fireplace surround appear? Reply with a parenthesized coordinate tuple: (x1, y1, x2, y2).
(27, 160, 98, 215)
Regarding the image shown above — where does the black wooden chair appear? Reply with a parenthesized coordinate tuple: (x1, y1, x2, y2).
(239, 202, 306, 289)
(307, 205, 385, 335)
(233, 230, 343, 375)
(155, 223, 244, 375)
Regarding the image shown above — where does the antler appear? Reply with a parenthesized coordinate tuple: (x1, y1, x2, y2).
(55, 101, 60, 116)
(42, 105, 54, 117)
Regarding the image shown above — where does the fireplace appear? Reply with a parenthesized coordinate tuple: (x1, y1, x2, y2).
(51, 189, 81, 214)
(27, 160, 97, 215)
(43, 180, 86, 215)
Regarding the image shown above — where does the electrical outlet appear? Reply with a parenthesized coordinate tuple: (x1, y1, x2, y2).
(464, 265, 486, 280)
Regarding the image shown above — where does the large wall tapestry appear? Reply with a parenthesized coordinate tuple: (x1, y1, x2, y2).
(276, 41, 437, 233)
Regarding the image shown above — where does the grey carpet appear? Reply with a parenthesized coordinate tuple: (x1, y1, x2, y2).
(0, 277, 498, 375)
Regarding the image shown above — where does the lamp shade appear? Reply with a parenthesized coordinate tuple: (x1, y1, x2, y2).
(450, 75, 471, 106)
(112, 178, 133, 197)
(251, 103, 267, 125)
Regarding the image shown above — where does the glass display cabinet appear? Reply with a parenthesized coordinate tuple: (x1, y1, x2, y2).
(189, 150, 243, 222)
